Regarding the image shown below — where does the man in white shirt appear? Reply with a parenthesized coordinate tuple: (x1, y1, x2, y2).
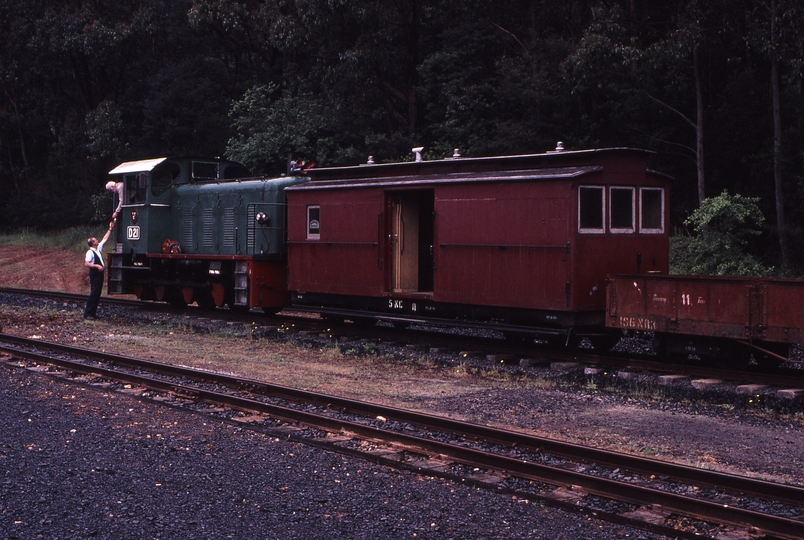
(83, 221, 115, 320)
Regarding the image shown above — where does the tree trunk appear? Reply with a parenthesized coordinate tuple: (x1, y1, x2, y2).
(5, 87, 29, 198)
(771, 0, 789, 271)
(694, 42, 705, 207)
(406, 0, 419, 137)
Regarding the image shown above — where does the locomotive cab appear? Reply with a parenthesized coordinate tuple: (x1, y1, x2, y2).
(108, 158, 253, 254)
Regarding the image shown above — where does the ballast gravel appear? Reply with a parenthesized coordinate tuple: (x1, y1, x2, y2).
(0, 367, 659, 540)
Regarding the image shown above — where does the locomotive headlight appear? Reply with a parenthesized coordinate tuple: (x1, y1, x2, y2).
(255, 212, 269, 225)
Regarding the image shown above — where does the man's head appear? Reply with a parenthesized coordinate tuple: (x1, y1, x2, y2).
(105, 181, 116, 192)
(87, 237, 98, 248)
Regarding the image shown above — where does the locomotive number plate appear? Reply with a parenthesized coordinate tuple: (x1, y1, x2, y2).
(127, 226, 140, 241)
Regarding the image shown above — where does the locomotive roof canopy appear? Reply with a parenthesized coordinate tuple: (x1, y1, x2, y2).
(108, 157, 168, 175)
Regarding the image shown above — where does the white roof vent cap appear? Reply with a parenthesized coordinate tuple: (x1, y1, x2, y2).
(555, 141, 565, 152)
(412, 147, 424, 162)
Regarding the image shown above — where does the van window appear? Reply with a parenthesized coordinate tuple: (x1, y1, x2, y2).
(640, 188, 664, 233)
(610, 187, 635, 233)
(579, 186, 605, 233)
(307, 206, 320, 240)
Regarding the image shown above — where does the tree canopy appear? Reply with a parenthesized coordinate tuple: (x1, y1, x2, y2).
(2, 0, 803, 272)
(671, 190, 774, 276)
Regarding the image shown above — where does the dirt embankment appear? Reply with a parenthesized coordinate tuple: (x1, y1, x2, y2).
(0, 245, 89, 294)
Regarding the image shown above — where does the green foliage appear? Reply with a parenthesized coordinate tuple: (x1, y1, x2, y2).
(85, 101, 128, 160)
(0, 0, 803, 272)
(226, 84, 332, 175)
(670, 190, 774, 276)
(0, 226, 98, 252)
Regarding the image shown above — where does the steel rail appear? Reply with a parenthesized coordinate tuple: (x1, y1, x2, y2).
(0, 286, 143, 307)
(1, 334, 803, 539)
(4, 284, 804, 374)
(1, 332, 802, 505)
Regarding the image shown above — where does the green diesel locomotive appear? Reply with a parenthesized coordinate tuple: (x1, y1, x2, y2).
(106, 157, 309, 311)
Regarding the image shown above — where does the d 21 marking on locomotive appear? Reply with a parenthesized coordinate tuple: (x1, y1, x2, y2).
(618, 316, 657, 330)
(126, 226, 140, 241)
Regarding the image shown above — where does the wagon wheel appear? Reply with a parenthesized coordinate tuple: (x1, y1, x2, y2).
(750, 342, 788, 369)
(652, 334, 690, 364)
(714, 341, 753, 370)
(588, 332, 620, 353)
(504, 332, 535, 345)
(540, 332, 580, 349)
(350, 316, 377, 327)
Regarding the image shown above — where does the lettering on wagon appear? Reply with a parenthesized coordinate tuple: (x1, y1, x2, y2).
(680, 293, 706, 306)
(618, 316, 657, 330)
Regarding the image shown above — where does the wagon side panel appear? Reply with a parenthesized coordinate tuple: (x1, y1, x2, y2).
(287, 189, 385, 296)
(433, 181, 571, 310)
(759, 280, 804, 343)
(608, 275, 755, 339)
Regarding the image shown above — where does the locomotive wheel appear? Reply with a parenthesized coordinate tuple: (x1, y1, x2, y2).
(167, 296, 187, 308)
(196, 291, 217, 311)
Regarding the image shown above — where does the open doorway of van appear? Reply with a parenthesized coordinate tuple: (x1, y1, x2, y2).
(386, 190, 434, 293)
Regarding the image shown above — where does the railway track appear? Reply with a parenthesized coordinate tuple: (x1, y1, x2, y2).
(4, 285, 804, 395)
(1, 332, 803, 539)
(0, 286, 144, 308)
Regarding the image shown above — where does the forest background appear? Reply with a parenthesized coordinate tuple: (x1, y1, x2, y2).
(1, 0, 803, 273)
